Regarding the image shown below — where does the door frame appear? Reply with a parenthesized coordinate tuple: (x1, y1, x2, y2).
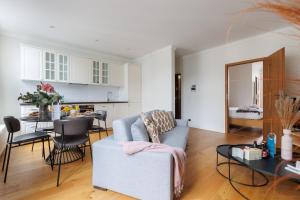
(225, 57, 265, 134)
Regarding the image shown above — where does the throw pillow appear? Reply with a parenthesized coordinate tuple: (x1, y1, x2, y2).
(131, 118, 149, 142)
(167, 111, 176, 128)
(140, 113, 160, 143)
(151, 110, 174, 134)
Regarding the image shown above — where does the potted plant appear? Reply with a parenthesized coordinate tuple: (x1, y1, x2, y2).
(275, 91, 300, 160)
(18, 82, 62, 121)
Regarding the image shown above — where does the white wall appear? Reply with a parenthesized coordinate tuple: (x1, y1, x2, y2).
(137, 46, 175, 112)
(0, 34, 131, 123)
(180, 27, 300, 133)
(228, 63, 253, 107)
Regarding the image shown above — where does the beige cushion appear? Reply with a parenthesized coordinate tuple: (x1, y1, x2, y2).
(167, 111, 176, 128)
(151, 110, 174, 134)
(140, 113, 160, 143)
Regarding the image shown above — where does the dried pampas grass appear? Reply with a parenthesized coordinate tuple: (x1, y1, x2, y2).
(253, 0, 300, 28)
(275, 91, 300, 129)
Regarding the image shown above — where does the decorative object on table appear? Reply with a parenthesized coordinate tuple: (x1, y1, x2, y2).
(231, 147, 244, 159)
(275, 91, 300, 160)
(261, 141, 269, 158)
(296, 161, 300, 169)
(267, 130, 276, 158)
(244, 147, 262, 160)
(51, 104, 61, 120)
(18, 82, 62, 121)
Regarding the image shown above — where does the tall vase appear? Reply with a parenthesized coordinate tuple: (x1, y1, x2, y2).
(281, 129, 293, 160)
(39, 105, 49, 121)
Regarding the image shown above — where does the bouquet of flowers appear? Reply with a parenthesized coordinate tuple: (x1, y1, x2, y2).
(18, 82, 62, 107)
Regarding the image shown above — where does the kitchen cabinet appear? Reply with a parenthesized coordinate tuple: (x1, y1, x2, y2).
(20, 45, 42, 81)
(110, 63, 125, 87)
(101, 62, 110, 85)
(113, 103, 129, 120)
(127, 63, 141, 102)
(20, 44, 126, 87)
(43, 50, 56, 81)
(57, 54, 69, 82)
(128, 102, 141, 116)
(91, 60, 101, 84)
(70, 56, 91, 84)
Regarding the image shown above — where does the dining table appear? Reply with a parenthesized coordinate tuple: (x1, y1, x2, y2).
(20, 114, 96, 165)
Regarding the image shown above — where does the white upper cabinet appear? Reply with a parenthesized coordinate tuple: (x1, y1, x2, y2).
(57, 54, 69, 82)
(69, 56, 91, 84)
(110, 63, 125, 87)
(20, 44, 126, 87)
(20, 45, 42, 81)
(101, 62, 110, 85)
(91, 60, 100, 84)
(43, 51, 56, 81)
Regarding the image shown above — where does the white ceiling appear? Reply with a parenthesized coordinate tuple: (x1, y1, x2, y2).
(0, 0, 288, 58)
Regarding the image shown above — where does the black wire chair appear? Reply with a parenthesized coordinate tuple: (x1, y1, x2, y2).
(52, 118, 92, 186)
(90, 110, 108, 139)
(2, 116, 51, 183)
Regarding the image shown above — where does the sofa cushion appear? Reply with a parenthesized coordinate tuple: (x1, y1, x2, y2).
(131, 118, 149, 142)
(113, 115, 139, 141)
(167, 111, 176, 128)
(159, 126, 189, 150)
(141, 113, 160, 143)
(152, 110, 174, 134)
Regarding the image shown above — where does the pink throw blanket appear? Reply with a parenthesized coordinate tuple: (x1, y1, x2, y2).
(120, 141, 186, 197)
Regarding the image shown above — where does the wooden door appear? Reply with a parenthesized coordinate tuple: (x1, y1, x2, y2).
(263, 48, 285, 147)
(175, 74, 181, 119)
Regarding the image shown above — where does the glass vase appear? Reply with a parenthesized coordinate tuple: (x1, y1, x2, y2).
(39, 105, 50, 121)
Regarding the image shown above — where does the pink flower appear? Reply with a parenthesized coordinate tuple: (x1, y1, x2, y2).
(41, 83, 54, 93)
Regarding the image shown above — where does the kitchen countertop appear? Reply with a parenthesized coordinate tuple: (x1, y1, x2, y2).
(20, 101, 129, 106)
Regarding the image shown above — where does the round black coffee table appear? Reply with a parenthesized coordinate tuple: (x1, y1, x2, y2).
(216, 144, 300, 200)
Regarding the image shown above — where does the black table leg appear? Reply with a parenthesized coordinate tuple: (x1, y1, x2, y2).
(42, 138, 45, 159)
(252, 169, 255, 185)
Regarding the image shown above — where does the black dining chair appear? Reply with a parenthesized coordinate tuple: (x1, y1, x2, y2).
(52, 118, 92, 186)
(2, 116, 51, 183)
(90, 110, 108, 139)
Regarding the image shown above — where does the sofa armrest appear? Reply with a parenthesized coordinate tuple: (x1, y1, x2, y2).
(92, 137, 174, 200)
(176, 119, 188, 127)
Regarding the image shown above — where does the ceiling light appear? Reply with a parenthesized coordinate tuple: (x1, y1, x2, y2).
(49, 25, 55, 29)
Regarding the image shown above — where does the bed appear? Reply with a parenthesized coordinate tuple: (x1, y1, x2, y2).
(229, 106, 263, 129)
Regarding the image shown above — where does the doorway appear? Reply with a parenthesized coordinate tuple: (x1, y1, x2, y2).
(175, 74, 181, 119)
(226, 59, 264, 138)
(225, 48, 285, 145)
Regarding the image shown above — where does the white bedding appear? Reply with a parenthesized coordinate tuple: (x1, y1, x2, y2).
(229, 107, 263, 120)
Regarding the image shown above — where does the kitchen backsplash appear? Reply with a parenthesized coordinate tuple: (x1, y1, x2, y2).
(21, 81, 120, 102)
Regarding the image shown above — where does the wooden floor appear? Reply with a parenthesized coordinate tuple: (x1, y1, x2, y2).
(0, 128, 299, 200)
